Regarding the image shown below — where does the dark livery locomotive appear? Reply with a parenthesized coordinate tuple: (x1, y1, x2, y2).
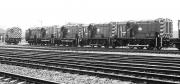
(25, 18, 180, 50)
(26, 25, 61, 45)
(111, 18, 173, 50)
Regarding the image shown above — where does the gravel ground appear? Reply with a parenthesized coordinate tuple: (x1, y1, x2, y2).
(0, 63, 133, 84)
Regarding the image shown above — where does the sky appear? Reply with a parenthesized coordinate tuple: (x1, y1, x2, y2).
(0, 0, 180, 36)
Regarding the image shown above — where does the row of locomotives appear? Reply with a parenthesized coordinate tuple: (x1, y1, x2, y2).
(111, 18, 173, 50)
(25, 18, 177, 50)
(25, 24, 83, 47)
(26, 23, 119, 48)
(5, 27, 22, 45)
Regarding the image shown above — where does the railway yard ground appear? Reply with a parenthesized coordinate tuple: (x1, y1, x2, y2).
(0, 63, 130, 84)
(0, 43, 180, 84)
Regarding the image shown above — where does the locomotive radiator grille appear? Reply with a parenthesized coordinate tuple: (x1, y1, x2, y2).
(78, 26, 83, 39)
(159, 19, 166, 37)
(111, 24, 116, 37)
(159, 19, 173, 38)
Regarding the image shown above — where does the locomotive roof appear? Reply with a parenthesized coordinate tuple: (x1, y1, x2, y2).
(63, 23, 88, 27)
(7, 27, 21, 29)
(29, 25, 61, 29)
(29, 27, 42, 30)
(6, 27, 21, 32)
(136, 18, 172, 23)
(110, 21, 127, 24)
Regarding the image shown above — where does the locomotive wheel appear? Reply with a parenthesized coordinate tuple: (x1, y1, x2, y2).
(68, 44, 72, 47)
(156, 47, 162, 50)
(129, 46, 134, 49)
(137, 46, 144, 49)
(112, 44, 116, 48)
(146, 46, 154, 50)
(105, 45, 109, 48)
(103, 42, 109, 48)
(97, 45, 101, 48)
(80, 44, 84, 47)
(79, 42, 84, 47)
(14, 42, 18, 45)
(73, 44, 78, 47)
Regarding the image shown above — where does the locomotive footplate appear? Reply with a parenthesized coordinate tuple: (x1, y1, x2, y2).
(127, 44, 149, 47)
(90, 44, 102, 47)
(127, 44, 149, 49)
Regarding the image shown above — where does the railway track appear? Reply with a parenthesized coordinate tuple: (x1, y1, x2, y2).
(0, 47, 180, 84)
(1, 45, 180, 54)
(0, 71, 58, 84)
(0, 45, 179, 58)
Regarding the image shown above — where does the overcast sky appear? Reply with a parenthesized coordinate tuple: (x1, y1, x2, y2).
(0, 0, 180, 32)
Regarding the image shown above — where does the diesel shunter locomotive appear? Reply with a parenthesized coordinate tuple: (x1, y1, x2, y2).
(5, 27, 22, 44)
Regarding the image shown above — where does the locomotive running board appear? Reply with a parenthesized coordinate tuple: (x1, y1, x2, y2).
(127, 44, 149, 47)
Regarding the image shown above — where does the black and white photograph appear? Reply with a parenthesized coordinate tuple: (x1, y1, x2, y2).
(0, 0, 180, 84)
